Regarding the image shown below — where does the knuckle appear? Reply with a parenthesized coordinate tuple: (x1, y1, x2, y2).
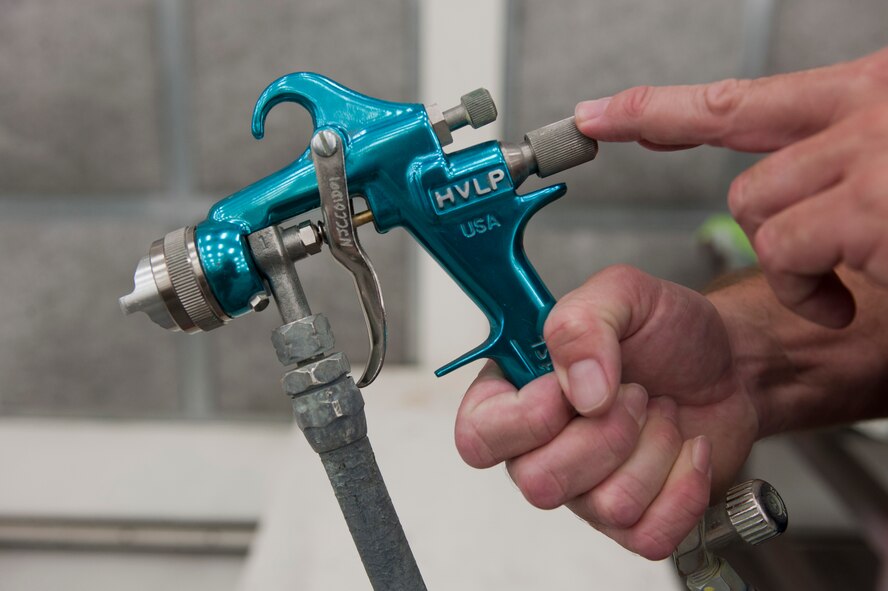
(727, 173, 750, 222)
(849, 164, 887, 202)
(616, 85, 655, 120)
(862, 242, 888, 284)
(596, 420, 638, 467)
(590, 479, 647, 528)
(753, 223, 782, 272)
(649, 421, 683, 457)
(629, 528, 676, 561)
(593, 264, 651, 299)
(543, 304, 593, 350)
(523, 401, 563, 445)
(639, 489, 708, 558)
(702, 78, 743, 118)
(858, 49, 888, 90)
(598, 263, 645, 284)
(512, 461, 568, 510)
(454, 414, 498, 469)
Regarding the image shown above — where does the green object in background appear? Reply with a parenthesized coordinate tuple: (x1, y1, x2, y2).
(697, 214, 757, 270)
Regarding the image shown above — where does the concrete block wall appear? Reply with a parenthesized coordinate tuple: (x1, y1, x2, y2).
(0, 0, 417, 418)
(1, 0, 886, 418)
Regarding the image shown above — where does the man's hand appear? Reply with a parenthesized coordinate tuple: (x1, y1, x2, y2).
(575, 47, 888, 329)
(454, 266, 760, 560)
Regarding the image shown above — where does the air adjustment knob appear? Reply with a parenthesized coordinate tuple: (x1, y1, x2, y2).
(444, 88, 498, 131)
(725, 479, 788, 545)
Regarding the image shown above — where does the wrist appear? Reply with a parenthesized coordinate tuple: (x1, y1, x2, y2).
(706, 268, 888, 438)
(705, 272, 792, 439)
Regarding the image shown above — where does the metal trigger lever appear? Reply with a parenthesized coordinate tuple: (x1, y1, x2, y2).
(310, 128, 386, 388)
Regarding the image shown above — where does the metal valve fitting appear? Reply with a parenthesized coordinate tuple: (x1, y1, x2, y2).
(120, 221, 324, 333)
(501, 116, 599, 186)
(119, 226, 229, 333)
(426, 88, 498, 146)
(674, 479, 788, 591)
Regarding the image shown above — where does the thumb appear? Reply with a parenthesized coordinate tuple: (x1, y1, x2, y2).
(544, 266, 661, 416)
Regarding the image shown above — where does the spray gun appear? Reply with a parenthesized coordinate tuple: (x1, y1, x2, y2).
(120, 74, 786, 589)
(120, 72, 597, 388)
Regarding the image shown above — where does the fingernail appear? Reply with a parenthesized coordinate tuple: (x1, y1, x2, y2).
(692, 436, 712, 476)
(568, 359, 609, 414)
(576, 97, 612, 123)
(622, 384, 648, 427)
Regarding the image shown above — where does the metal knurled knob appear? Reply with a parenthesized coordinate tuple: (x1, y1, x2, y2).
(725, 479, 788, 545)
(525, 116, 599, 178)
(162, 227, 225, 332)
(461, 88, 497, 129)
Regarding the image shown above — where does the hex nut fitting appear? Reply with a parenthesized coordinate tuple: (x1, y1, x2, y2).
(685, 559, 747, 591)
(272, 314, 335, 366)
(291, 376, 365, 430)
(291, 376, 367, 452)
(303, 414, 368, 453)
(249, 292, 270, 312)
(283, 352, 351, 396)
(297, 221, 323, 256)
(425, 102, 453, 146)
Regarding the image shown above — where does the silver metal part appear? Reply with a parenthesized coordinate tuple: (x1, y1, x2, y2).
(502, 116, 599, 185)
(674, 479, 787, 591)
(271, 314, 335, 366)
(685, 558, 750, 591)
(425, 102, 453, 146)
(426, 88, 498, 146)
(499, 141, 538, 188)
(248, 226, 312, 324)
(310, 128, 340, 157)
(526, 116, 599, 177)
(726, 479, 787, 546)
(282, 352, 351, 394)
(311, 128, 386, 388)
(119, 226, 228, 333)
(248, 292, 270, 312)
(289, 376, 366, 446)
(443, 88, 497, 131)
(119, 255, 178, 330)
(282, 221, 323, 261)
(288, 376, 362, 426)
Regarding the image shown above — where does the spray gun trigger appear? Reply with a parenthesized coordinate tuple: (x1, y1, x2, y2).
(311, 128, 387, 388)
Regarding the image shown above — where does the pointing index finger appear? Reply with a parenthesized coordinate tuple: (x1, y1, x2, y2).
(576, 66, 849, 152)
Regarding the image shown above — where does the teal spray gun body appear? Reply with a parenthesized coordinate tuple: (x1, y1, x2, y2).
(121, 73, 598, 387)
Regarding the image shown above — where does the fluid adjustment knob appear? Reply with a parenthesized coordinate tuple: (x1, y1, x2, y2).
(444, 88, 498, 131)
(501, 117, 599, 186)
(725, 479, 788, 546)
(525, 116, 599, 178)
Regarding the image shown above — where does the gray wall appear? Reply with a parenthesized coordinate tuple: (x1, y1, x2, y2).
(1, 0, 886, 419)
(0, 0, 417, 418)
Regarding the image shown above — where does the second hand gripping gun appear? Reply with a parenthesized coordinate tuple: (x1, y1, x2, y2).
(120, 73, 599, 388)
